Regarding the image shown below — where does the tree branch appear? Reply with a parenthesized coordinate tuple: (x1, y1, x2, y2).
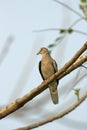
(33, 28, 87, 36)
(59, 52, 87, 79)
(53, 0, 83, 18)
(16, 92, 87, 130)
(0, 42, 87, 119)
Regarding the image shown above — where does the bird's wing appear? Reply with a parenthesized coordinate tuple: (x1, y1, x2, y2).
(52, 59, 58, 72)
(52, 59, 59, 85)
(39, 61, 45, 80)
(48, 59, 59, 104)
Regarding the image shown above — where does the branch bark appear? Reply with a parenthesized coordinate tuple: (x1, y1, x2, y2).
(0, 42, 87, 119)
(16, 92, 87, 130)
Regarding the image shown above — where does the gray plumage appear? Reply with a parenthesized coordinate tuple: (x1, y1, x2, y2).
(37, 47, 59, 104)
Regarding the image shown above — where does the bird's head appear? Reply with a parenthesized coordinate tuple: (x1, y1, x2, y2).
(37, 47, 49, 55)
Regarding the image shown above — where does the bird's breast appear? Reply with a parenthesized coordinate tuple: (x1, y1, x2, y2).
(41, 60, 54, 79)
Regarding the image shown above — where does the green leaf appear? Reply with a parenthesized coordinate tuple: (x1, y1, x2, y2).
(48, 44, 55, 48)
(68, 28, 73, 33)
(60, 29, 66, 33)
(55, 36, 63, 42)
(74, 88, 80, 100)
(60, 28, 73, 34)
(81, 0, 86, 3)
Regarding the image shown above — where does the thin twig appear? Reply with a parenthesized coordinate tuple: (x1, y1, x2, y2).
(0, 42, 87, 119)
(73, 29, 87, 36)
(81, 64, 87, 69)
(33, 28, 61, 32)
(0, 36, 14, 64)
(33, 28, 87, 36)
(53, 0, 83, 18)
(16, 92, 87, 130)
(59, 53, 87, 79)
(70, 18, 84, 28)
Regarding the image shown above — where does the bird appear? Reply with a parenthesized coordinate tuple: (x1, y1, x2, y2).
(37, 47, 59, 104)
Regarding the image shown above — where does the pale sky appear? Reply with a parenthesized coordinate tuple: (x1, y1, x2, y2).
(0, 0, 87, 130)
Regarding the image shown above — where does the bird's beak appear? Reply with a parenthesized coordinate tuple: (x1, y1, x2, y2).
(37, 52, 39, 55)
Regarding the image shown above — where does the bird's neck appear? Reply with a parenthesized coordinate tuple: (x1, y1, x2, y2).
(42, 53, 51, 60)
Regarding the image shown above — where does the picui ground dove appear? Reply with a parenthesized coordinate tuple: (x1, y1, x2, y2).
(37, 47, 59, 104)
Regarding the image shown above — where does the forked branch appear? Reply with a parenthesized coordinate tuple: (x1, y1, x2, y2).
(0, 42, 87, 119)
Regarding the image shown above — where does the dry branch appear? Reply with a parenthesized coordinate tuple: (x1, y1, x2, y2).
(0, 42, 87, 119)
(16, 92, 87, 130)
(59, 52, 87, 79)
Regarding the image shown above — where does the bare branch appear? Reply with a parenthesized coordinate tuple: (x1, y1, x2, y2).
(59, 53, 87, 79)
(73, 29, 87, 36)
(0, 36, 14, 64)
(0, 42, 87, 119)
(33, 28, 87, 36)
(15, 92, 87, 130)
(53, 0, 83, 18)
(81, 64, 87, 69)
(33, 28, 61, 32)
(70, 18, 83, 28)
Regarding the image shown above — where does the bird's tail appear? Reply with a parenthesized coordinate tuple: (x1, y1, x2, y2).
(49, 81, 58, 104)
